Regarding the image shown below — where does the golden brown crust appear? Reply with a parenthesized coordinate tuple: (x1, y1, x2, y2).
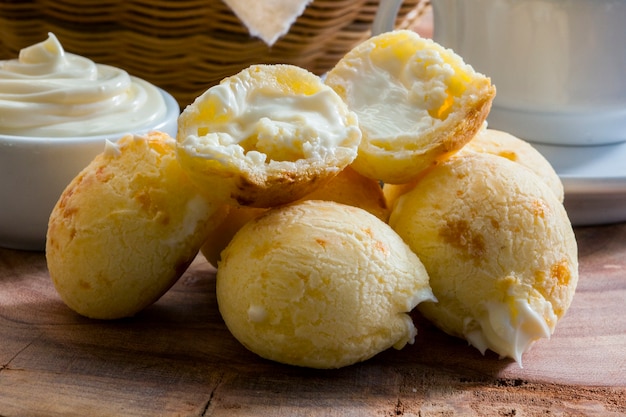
(388, 152, 578, 362)
(46, 131, 226, 319)
(216, 200, 434, 368)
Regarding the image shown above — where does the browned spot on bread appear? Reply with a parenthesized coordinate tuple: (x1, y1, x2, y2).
(315, 238, 328, 248)
(62, 205, 79, 219)
(95, 166, 113, 182)
(135, 191, 152, 212)
(551, 259, 571, 287)
(439, 219, 486, 260)
(498, 150, 518, 161)
(532, 199, 549, 218)
(533, 259, 572, 317)
(374, 239, 388, 255)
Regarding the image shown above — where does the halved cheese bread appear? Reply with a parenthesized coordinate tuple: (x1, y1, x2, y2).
(325, 30, 496, 184)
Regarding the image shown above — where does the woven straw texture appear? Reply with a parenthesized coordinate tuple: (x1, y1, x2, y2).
(0, 0, 430, 107)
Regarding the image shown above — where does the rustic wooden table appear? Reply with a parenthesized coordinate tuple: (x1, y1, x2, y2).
(1, 222, 625, 416)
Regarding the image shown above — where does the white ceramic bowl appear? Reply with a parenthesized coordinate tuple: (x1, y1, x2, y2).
(0, 88, 179, 251)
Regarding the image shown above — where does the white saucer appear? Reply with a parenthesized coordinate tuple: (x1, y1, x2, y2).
(532, 141, 626, 226)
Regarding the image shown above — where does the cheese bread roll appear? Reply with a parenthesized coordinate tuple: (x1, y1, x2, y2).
(46, 132, 226, 319)
(463, 128, 564, 202)
(325, 30, 496, 184)
(302, 166, 389, 222)
(216, 200, 435, 369)
(388, 152, 578, 365)
(177, 64, 362, 208)
(200, 166, 388, 268)
(384, 128, 564, 210)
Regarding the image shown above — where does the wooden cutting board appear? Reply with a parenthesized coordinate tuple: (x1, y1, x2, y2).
(0, 223, 625, 416)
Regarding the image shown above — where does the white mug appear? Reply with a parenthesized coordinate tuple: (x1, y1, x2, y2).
(431, 0, 626, 146)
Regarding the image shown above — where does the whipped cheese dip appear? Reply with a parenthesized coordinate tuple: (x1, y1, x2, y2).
(0, 33, 167, 137)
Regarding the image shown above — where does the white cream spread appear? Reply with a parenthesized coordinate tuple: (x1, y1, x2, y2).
(0, 33, 167, 137)
(463, 297, 556, 366)
(178, 70, 360, 168)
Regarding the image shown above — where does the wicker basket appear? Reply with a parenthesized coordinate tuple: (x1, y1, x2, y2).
(0, 0, 430, 107)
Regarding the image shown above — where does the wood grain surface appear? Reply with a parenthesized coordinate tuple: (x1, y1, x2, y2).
(1, 223, 625, 417)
